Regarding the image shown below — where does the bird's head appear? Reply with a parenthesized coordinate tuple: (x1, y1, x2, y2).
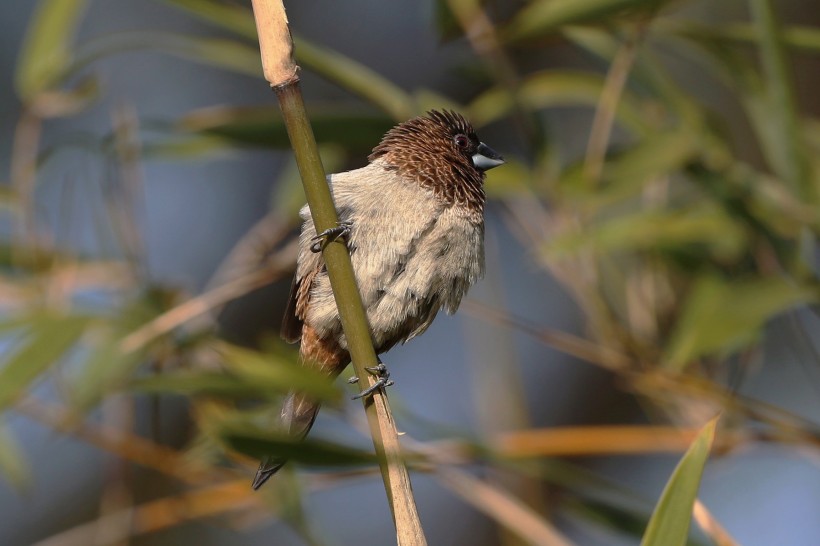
(368, 110, 504, 212)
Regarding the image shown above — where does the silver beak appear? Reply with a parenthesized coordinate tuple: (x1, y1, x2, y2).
(472, 142, 505, 171)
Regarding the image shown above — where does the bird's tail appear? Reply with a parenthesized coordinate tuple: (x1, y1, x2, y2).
(252, 324, 349, 490)
(252, 391, 321, 490)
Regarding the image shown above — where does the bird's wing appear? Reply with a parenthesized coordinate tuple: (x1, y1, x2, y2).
(280, 200, 326, 343)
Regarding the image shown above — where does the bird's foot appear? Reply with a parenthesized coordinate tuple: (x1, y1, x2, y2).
(351, 362, 394, 399)
(310, 222, 352, 253)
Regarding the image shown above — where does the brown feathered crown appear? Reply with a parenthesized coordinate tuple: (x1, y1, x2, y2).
(368, 110, 485, 212)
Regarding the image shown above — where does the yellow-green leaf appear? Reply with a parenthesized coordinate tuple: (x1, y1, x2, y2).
(161, 0, 257, 38)
(294, 37, 415, 121)
(640, 418, 718, 546)
(750, 0, 814, 203)
(469, 70, 648, 135)
(665, 275, 815, 370)
(0, 314, 90, 408)
(176, 105, 394, 152)
(546, 206, 747, 260)
(70, 32, 262, 79)
(162, 0, 414, 120)
(16, 0, 89, 100)
(503, 0, 664, 43)
(221, 423, 378, 468)
(218, 343, 341, 403)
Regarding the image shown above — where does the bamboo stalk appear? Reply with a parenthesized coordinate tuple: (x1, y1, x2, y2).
(249, 2, 427, 544)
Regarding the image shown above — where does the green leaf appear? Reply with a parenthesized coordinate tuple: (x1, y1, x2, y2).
(503, 0, 664, 43)
(293, 37, 415, 121)
(160, 0, 414, 120)
(143, 134, 238, 160)
(749, 0, 814, 202)
(70, 32, 262, 79)
(546, 205, 747, 260)
(483, 159, 534, 198)
(0, 423, 30, 490)
(663, 22, 820, 56)
(221, 424, 378, 468)
(218, 343, 341, 403)
(564, 26, 705, 126)
(556, 128, 701, 207)
(433, 0, 464, 42)
(70, 338, 144, 410)
(176, 105, 394, 152)
(273, 145, 348, 220)
(131, 371, 266, 397)
(0, 314, 90, 409)
(666, 17, 815, 204)
(15, 0, 89, 100)
(160, 0, 257, 38)
(640, 418, 717, 546)
(665, 276, 815, 370)
(469, 70, 648, 135)
(69, 289, 175, 409)
(130, 350, 341, 403)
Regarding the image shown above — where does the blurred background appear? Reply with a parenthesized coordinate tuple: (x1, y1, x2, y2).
(2, 0, 820, 544)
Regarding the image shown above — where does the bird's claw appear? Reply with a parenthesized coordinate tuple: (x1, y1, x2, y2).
(351, 362, 394, 399)
(310, 222, 352, 253)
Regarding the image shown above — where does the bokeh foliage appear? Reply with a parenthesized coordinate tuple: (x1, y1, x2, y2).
(4, 0, 820, 544)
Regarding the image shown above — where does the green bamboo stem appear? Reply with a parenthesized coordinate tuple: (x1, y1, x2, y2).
(249, 2, 426, 544)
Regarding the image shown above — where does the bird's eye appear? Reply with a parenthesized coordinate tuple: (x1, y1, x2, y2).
(454, 134, 470, 148)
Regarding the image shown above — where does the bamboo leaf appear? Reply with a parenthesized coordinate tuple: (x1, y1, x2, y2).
(749, 0, 814, 202)
(70, 289, 175, 409)
(483, 158, 534, 198)
(557, 128, 701, 206)
(0, 314, 90, 409)
(433, 0, 464, 42)
(664, 22, 820, 56)
(503, 0, 665, 43)
(546, 206, 747, 260)
(130, 371, 288, 398)
(176, 105, 394, 152)
(70, 32, 262, 79)
(161, 0, 414, 120)
(640, 418, 718, 546)
(294, 38, 415, 121)
(667, 17, 815, 204)
(665, 276, 815, 370)
(221, 424, 378, 468)
(469, 70, 648, 134)
(143, 134, 237, 160)
(217, 343, 341, 403)
(160, 0, 257, 38)
(15, 0, 89, 100)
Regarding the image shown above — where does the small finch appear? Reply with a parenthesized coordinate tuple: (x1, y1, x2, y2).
(253, 110, 504, 489)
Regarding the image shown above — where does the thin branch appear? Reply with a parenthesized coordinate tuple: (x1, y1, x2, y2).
(462, 299, 631, 371)
(119, 252, 293, 354)
(31, 480, 260, 546)
(583, 27, 644, 185)
(15, 397, 232, 484)
(693, 499, 743, 546)
(437, 467, 576, 546)
(9, 109, 42, 262)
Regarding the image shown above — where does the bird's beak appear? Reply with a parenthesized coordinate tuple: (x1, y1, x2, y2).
(472, 142, 505, 171)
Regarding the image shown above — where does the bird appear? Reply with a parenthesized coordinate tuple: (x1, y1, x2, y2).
(252, 110, 504, 489)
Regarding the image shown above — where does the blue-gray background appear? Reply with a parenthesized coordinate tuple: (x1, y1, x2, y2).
(2, 1, 820, 545)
